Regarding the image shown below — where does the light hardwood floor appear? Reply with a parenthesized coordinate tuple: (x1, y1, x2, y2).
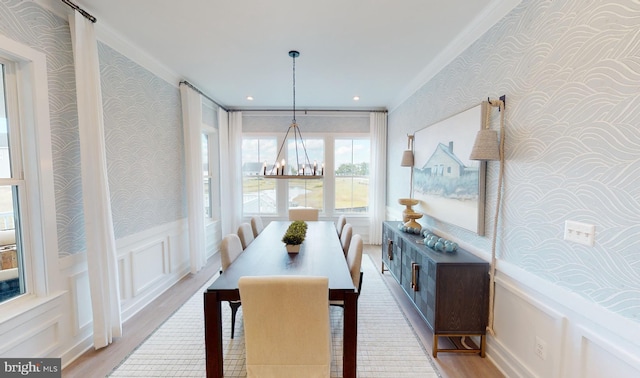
(63, 245, 504, 378)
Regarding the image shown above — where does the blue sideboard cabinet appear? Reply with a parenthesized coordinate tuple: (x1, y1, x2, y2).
(381, 221, 490, 357)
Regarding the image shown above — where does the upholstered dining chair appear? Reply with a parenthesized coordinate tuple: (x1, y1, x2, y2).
(331, 234, 364, 307)
(237, 223, 255, 250)
(335, 214, 347, 237)
(288, 207, 319, 221)
(340, 223, 353, 256)
(220, 234, 244, 339)
(239, 275, 331, 378)
(250, 215, 264, 238)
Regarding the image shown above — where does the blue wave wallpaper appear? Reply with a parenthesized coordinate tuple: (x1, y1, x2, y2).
(99, 43, 185, 239)
(0, 0, 85, 255)
(1, 0, 186, 252)
(389, 0, 640, 322)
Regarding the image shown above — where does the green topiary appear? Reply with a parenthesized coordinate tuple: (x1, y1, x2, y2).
(282, 220, 307, 245)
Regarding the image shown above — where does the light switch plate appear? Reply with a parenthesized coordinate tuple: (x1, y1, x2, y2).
(564, 220, 595, 246)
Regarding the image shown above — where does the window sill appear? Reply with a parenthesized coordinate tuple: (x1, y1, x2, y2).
(0, 290, 66, 325)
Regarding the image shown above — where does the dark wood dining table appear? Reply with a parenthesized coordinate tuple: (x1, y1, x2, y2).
(204, 220, 358, 377)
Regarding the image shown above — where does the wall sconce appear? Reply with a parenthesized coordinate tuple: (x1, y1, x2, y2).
(398, 134, 422, 229)
(400, 134, 415, 167)
(400, 134, 415, 196)
(470, 129, 500, 161)
(469, 96, 505, 337)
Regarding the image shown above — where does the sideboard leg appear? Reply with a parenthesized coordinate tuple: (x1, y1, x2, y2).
(432, 335, 438, 358)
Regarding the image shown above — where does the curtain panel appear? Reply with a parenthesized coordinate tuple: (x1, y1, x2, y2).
(369, 112, 387, 244)
(69, 11, 122, 349)
(220, 111, 243, 235)
(180, 84, 207, 273)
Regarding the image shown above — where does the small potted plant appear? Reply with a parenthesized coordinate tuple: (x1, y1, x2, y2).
(282, 220, 307, 253)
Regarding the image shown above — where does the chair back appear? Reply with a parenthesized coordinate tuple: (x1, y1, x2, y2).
(250, 216, 264, 238)
(340, 223, 353, 256)
(239, 275, 331, 377)
(335, 215, 347, 237)
(237, 223, 255, 250)
(346, 234, 363, 291)
(288, 207, 319, 221)
(220, 234, 243, 272)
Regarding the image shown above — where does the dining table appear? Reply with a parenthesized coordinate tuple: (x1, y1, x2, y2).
(204, 220, 358, 377)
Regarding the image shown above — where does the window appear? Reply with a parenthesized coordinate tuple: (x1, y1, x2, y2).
(242, 138, 277, 214)
(335, 139, 370, 213)
(0, 61, 24, 303)
(202, 101, 220, 222)
(287, 138, 324, 210)
(0, 37, 58, 307)
(241, 133, 370, 217)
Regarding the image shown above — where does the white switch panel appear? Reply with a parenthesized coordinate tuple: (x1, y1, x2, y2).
(564, 220, 595, 246)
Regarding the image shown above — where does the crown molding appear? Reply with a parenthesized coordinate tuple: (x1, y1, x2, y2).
(33, 0, 181, 88)
(389, 0, 522, 112)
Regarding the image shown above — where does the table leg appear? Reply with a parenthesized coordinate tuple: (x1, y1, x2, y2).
(204, 292, 223, 378)
(343, 291, 358, 378)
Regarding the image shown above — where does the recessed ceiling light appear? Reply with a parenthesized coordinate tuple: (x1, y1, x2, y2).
(353, 96, 360, 101)
(246, 96, 254, 101)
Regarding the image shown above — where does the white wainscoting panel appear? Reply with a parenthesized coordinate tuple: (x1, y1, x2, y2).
(169, 229, 189, 274)
(576, 325, 640, 378)
(68, 271, 92, 337)
(130, 239, 168, 296)
(0, 315, 61, 357)
(117, 219, 190, 322)
(118, 255, 129, 301)
(491, 275, 567, 378)
(485, 261, 640, 378)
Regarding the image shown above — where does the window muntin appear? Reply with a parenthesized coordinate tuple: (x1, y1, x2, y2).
(242, 138, 277, 214)
(287, 138, 324, 210)
(335, 138, 370, 213)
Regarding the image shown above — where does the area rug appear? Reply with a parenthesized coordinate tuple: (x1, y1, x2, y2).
(110, 255, 440, 377)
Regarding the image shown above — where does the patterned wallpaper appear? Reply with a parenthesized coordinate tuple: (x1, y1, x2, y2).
(389, 0, 640, 322)
(99, 43, 185, 239)
(1, 0, 186, 251)
(0, 0, 85, 255)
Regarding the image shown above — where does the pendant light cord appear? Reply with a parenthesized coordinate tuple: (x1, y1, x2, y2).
(292, 53, 296, 124)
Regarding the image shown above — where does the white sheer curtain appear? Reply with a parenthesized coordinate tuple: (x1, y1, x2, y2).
(69, 11, 122, 349)
(369, 112, 387, 244)
(180, 84, 206, 273)
(220, 111, 243, 235)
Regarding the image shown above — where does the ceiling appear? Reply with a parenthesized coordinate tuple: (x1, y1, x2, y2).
(72, 0, 514, 111)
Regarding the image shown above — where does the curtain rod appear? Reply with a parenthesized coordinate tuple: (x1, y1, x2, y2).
(61, 0, 96, 23)
(179, 81, 229, 112)
(236, 108, 387, 113)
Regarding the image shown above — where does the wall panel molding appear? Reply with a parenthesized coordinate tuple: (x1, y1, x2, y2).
(68, 271, 91, 336)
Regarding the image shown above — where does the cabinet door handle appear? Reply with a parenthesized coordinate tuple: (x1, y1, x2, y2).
(387, 239, 393, 260)
(411, 262, 419, 291)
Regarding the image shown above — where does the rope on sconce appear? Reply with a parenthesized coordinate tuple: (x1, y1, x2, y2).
(486, 97, 505, 337)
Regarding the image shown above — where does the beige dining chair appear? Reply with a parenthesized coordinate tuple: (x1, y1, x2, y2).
(239, 275, 331, 378)
(237, 223, 255, 250)
(340, 223, 353, 257)
(335, 214, 347, 237)
(331, 234, 363, 307)
(288, 207, 319, 221)
(220, 234, 244, 339)
(250, 216, 264, 238)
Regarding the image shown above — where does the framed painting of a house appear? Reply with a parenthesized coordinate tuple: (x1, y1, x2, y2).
(413, 103, 487, 235)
